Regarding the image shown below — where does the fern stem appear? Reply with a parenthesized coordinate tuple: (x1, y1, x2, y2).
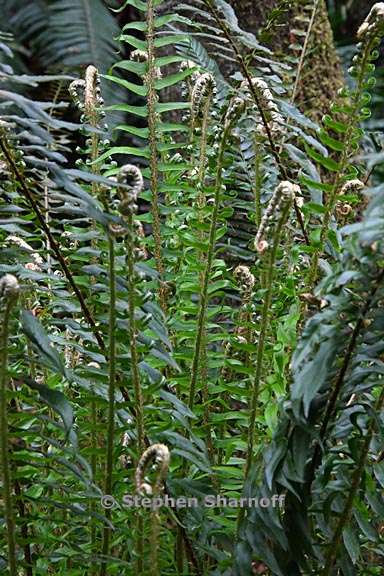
(84, 68, 102, 576)
(149, 513, 161, 576)
(89, 395, 98, 575)
(188, 125, 230, 410)
(236, 200, 291, 536)
(125, 223, 145, 454)
(136, 515, 145, 575)
(135, 445, 170, 575)
(308, 37, 374, 286)
(197, 96, 211, 212)
(13, 478, 32, 576)
(197, 95, 215, 462)
(176, 529, 184, 574)
(6, 317, 33, 575)
(146, 0, 166, 312)
(100, 236, 117, 576)
(125, 215, 145, 575)
(0, 285, 19, 576)
(244, 199, 292, 478)
(254, 138, 263, 228)
(321, 388, 384, 575)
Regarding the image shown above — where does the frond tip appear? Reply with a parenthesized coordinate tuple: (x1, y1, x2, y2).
(224, 96, 246, 129)
(233, 265, 256, 293)
(254, 181, 300, 252)
(69, 79, 86, 111)
(135, 443, 170, 496)
(117, 164, 144, 216)
(131, 49, 148, 63)
(357, 3, 384, 39)
(69, 65, 104, 119)
(0, 274, 20, 301)
(191, 72, 216, 124)
(85, 65, 103, 113)
(340, 179, 365, 195)
(241, 77, 284, 136)
(7, 236, 43, 271)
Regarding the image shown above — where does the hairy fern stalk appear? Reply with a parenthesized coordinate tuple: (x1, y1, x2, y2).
(1, 2, 384, 576)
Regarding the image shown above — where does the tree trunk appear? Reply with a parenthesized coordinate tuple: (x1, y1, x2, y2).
(227, 0, 345, 120)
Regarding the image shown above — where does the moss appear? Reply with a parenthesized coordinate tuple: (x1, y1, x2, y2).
(228, 0, 345, 121)
(290, 0, 345, 121)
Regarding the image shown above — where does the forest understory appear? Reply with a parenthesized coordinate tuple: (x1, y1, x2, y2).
(1, 1, 384, 575)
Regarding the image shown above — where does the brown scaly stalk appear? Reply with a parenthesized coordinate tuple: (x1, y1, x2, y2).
(236, 184, 296, 535)
(13, 477, 33, 576)
(190, 72, 216, 464)
(3, 278, 35, 576)
(196, 98, 211, 212)
(0, 135, 105, 351)
(146, 0, 167, 313)
(202, 0, 309, 245)
(254, 136, 263, 229)
(89, 383, 98, 574)
(135, 444, 170, 576)
(233, 265, 256, 364)
(321, 387, 384, 575)
(0, 274, 20, 576)
(45, 82, 64, 283)
(183, 99, 246, 571)
(107, 185, 197, 576)
(8, 374, 33, 575)
(85, 65, 103, 198)
(217, 266, 256, 465)
(117, 165, 146, 456)
(190, 72, 216, 212)
(69, 65, 103, 196)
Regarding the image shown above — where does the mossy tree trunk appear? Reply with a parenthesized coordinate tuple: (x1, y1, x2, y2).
(227, 0, 345, 120)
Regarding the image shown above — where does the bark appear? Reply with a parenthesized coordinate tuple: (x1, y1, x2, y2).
(226, 0, 345, 120)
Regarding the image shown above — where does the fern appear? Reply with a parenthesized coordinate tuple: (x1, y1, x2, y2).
(5, 0, 119, 71)
(0, 38, 179, 573)
(3, 0, 123, 124)
(2, 3, 384, 575)
(306, 5, 384, 285)
(105, 0, 195, 312)
(235, 178, 384, 573)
